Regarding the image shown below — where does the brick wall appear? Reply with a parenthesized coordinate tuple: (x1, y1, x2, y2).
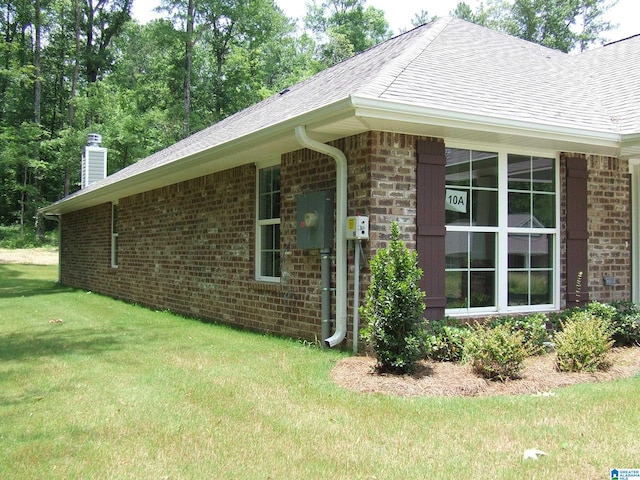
(368, 132, 421, 250)
(59, 130, 428, 346)
(60, 203, 113, 292)
(61, 164, 296, 337)
(586, 155, 631, 302)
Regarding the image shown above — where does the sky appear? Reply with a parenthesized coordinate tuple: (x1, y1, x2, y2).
(132, 0, 639, 45)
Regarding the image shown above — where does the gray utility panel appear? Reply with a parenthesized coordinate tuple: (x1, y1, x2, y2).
(296, 191, 334, 250)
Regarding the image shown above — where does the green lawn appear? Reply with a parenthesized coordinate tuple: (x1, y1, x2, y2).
(1, 264, 638, 479)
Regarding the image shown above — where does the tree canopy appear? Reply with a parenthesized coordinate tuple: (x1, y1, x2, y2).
(452, 0, 618, 52)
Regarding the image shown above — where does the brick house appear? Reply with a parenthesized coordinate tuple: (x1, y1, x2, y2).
(41, 18, 640, 348)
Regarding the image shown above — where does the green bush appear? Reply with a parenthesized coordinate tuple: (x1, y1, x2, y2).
(425, 318, 472, 362)
(548, 300, 640, 347)
(583, 301, 616, 324)
(554, 311, 613, 372)
(608, 301, 640, 347)
(360, 222, 427, 374)
(547, 306, 581, 333)
(489, 313, 549, 355)
(0, 224, 58, 248)
(548, 301, 615, 334)
(463, 324, 527, 382)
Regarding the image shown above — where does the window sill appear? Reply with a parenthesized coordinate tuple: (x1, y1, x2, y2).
(248, 280, 282, 293)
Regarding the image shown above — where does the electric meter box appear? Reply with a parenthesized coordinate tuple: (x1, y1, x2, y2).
(296, 191, 334, 249)
(346, 216, 369, 240)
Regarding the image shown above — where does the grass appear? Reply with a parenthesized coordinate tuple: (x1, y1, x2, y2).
(1, 264, 639, 479)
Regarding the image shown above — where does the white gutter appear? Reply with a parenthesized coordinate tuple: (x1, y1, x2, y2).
(294, 125, 348, 348)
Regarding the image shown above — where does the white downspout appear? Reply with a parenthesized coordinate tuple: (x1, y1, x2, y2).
(294, 126, 347, 347)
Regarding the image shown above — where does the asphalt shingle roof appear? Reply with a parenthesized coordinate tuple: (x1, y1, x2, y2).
(575, 34, 640, 133)
(373, 19, 619, 132)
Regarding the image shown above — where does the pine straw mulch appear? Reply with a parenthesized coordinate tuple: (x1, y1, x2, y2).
(331, 347, 640, 398)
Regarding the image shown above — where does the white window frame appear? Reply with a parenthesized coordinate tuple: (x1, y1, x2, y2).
(444, 142, 560, 316)
(111, 202, 119, 268)
(629, 159, 640, 303)
(255, 161, 281, 282)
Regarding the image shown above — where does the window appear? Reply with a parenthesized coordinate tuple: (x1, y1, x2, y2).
(445, 148, 557, 313)
(111, 203, 119, 268)
(507, 154, 555, 306)
(256, 165, 281, 281)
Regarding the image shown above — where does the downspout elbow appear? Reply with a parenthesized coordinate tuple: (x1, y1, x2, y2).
(294, 126, 347, 348)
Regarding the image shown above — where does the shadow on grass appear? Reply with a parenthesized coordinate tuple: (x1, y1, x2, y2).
(0, 264, 74, 299)
(0, 328, 122, 362)
(0, 329, 123, 408)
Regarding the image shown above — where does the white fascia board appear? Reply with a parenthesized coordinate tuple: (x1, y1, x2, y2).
(622, 132, 640, 145)
(350, 95, 622, 150)
(616, 131, 640, 160)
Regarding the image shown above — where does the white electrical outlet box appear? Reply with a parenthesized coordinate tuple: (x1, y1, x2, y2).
(346, 216, 369, 240)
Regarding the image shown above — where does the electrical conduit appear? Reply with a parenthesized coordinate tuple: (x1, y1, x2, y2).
(352, 240, 362, 353)
(294, 126, 347, 347)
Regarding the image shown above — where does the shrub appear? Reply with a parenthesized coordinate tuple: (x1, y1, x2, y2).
(583, 301, 616, 325)
(360, 222, 427, 374)
(489, 313, 549, 356)
(463, 324, 527, 381)
(608, 301, 640, 347)
(425, 318, 472, 362)
(0, 224, 58, 248)
(554, 311, 613, 372)
(547, 301, 615, 334)
(547, 306, 581, 333)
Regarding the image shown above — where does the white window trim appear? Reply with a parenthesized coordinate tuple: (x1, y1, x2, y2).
(111, 201, 119, 269)
(629, 159, 640, 303)
(255, 163, 281, 283)
(444, 142, 560, 316)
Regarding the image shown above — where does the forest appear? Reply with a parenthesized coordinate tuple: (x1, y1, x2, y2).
(0, 0, 617, 244)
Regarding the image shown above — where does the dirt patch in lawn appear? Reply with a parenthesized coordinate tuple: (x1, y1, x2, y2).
(0, 248, 58, 265)
(332, 347, 640, 397)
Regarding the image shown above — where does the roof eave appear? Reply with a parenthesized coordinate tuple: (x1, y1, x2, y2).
(351, 96, 622, 156)
(40, 98, 357, 216)
(40, 95, 632, 217)
(621, 132, 640, 158)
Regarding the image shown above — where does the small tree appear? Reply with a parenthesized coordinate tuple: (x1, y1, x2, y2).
(360, 221, 426, 374)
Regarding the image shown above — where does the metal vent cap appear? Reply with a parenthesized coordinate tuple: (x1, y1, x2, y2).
(87, 133, 102, 146)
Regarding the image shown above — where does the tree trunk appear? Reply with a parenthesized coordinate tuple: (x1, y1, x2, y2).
(183, 0, 194, 137)
(35, 0, 45, 242)
(34, 0, 42, 125)
(65, 0, 82, 197)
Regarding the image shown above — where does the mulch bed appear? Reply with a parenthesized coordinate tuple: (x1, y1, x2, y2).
(331, 347, 640, 397)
